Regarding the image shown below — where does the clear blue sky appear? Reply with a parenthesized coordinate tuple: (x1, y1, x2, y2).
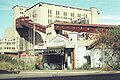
(0, 0, 120, 38)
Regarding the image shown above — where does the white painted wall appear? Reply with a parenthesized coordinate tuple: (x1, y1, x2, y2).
(69, 32, 78, 46)
(67, 56, 72, 69)
(90, 7, 99, 24)
(90, 49, 102, 68)
(75, 46, 87, 68)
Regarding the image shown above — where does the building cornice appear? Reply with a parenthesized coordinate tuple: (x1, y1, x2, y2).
(25, 2, 91, 12)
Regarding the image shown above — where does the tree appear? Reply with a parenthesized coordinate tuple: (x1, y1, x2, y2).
(99, 28, 120, 70)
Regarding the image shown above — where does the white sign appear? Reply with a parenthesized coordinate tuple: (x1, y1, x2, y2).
(34, 45, 46, 49)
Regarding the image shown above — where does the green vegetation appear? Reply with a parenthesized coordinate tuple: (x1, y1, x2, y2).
(99, 28, 120, 70)
(0, 61, 17, 70)
(0, 54, 17, 64)
(101, 64, 113, 71)
(0, 54, 35, 70)
(81, 63, 91, 70)
(76, 63, 91, 70)
(0, 55, 19, 70)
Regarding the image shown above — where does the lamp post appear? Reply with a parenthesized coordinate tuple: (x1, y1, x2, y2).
(32, 9, 37, 69)
(33, 22, 35, 55)
(28, 21, 36, 55)
(32, 9, 37, 55)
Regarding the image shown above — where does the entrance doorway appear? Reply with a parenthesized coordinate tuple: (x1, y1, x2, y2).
(43, 48, 64, 70)
(43, 54, 64, 70)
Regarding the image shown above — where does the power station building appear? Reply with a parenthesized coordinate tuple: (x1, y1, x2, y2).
(13, 2, 99, 53)
(2, 2, 105, 69)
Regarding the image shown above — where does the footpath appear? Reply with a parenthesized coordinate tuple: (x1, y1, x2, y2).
(20, 70, 120, 76)
(0, 70, 120, 79)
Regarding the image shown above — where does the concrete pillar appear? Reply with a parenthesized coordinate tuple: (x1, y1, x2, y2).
(64, 52, 68, 70)
(90, 7, 99, 24)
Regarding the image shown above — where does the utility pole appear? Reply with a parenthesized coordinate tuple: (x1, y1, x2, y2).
(32, 9, 37, 69)
(32, 9, 37, 55)
(33, 22, 35, 55)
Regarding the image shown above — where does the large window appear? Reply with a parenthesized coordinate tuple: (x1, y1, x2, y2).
(56, 11, 60, 15)
(71, 13, 74, 18)
(78, 14, 81, 17)
(48, 9, 52, 14)
(56, 11, 60, 18)
(63, 12, 67, 19)
(48, 9, 52, 17)
(48, 19, 53, 24)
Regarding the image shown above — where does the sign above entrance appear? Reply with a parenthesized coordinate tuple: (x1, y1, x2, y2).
(44, 48, 64, 55)
(34, 45, 46, 49)
(47, 34, 68, 47)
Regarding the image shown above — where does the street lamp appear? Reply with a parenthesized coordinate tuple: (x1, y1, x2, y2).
(33, 23, 35, 55)
(32, 9, 37, 55)
(28, 21, 36, 55)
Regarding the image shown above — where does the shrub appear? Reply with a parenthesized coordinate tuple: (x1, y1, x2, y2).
(0, 61, 17, 70)
(77, 63, 91, 70)
(0, 55, 21, 70)
(0, 55, 18, 65)
(113, 65, 120, 70)
(0, 55, 36, 70)
(101, 64, 113, 71)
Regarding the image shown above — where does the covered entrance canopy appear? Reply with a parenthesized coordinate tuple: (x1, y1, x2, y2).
(43, 34, 69, 70)
(45, 34, 68, 56)
(43, 48, 65, 70)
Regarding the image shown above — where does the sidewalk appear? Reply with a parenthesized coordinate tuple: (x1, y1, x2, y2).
(1, 70, 120, 79)
(20, 70, 120, 75)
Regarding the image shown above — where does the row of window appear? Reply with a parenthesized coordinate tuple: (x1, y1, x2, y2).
(0, 47, 15, 50)
(48, 9, 88, 18)
(0, 42, 15, 45)
(4, 47, 15, 50)
(48, 19, 69, 24)
(7, 42, 15, 45)
(48, 15, 69, 19)
(0, 39, 16, 41)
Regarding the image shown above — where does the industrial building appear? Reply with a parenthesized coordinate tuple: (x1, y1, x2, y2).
(2, 2, 116, 69)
